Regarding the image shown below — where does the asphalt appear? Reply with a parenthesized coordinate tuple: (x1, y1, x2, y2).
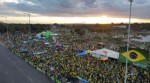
(0, 44, 54, 83)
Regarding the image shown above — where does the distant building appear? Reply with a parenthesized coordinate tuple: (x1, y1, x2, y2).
(113, 25, 127, 28)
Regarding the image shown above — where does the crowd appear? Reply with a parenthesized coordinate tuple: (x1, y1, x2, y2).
(0, 27, 150, 83)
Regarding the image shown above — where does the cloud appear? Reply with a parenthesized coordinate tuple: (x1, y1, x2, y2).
(0, 0, 150, 19)
(134, 0, 148, 5)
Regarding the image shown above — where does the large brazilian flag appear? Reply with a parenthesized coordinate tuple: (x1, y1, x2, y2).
(119, 47, 148, 68)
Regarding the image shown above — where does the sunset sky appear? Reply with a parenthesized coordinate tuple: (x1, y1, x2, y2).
(0, 0, 150, 24)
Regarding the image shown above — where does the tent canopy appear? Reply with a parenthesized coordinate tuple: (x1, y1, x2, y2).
(36, 31, 55, 39)
(41, 31, 54, 39)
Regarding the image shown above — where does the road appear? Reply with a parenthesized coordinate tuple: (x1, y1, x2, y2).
(0, 44, 53, 83)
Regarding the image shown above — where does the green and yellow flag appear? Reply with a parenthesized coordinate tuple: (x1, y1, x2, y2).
(119, 47, 148, 68)
(41, 31, 54, 39)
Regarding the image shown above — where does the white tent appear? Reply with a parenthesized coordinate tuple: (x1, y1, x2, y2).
(44, 42, 50, 45)
(90, 48, 119, 59)
(51, 33, 58, 36)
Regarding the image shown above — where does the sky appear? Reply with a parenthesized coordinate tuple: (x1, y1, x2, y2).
(0, 0, 150, 24)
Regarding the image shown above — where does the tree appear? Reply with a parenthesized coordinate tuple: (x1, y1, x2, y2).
(0, 21, 6, 33)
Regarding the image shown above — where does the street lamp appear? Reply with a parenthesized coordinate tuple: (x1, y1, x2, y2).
(24, 12, 31, 34)
(24, 13, 32, 52)
(124, 0, 133, 83)
(1, 16, 8, 40)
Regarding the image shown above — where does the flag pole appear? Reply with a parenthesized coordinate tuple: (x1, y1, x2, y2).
(124, 0, 133, 83)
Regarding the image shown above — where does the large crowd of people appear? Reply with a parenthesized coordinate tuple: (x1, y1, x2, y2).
(0, 27, 150, 83)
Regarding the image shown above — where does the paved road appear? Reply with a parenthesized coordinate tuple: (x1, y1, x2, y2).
(0, 44, 53, 83)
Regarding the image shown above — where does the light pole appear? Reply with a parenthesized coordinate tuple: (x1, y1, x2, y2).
(24, 13, 31, 34)
(24, 13, 31, 52)
(124, 0, 133, 83)
(1, 16, 8, 40)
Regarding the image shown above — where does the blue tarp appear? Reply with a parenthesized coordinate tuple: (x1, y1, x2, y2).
(77, 50, 88, 56)
(36, 33, 46, 39)
(77, 76, 89, 83)
(81, 78, 89, 83)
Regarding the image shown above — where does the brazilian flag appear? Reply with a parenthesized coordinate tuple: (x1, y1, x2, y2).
(119, 47, 148, 68)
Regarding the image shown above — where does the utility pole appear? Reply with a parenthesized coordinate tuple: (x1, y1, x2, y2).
(24, 13, 31, 34)
(28, 13, 31, 34)
(124, 0, 133, 83)
(24, 12, 31, 52)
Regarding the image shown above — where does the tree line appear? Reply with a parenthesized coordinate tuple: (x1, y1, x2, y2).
(0, 22, 51, 34)
(0, 22, 150, 34)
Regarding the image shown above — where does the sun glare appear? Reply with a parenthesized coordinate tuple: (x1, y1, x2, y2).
(101, 15, 108, 18)
(99, 15, 109, 23)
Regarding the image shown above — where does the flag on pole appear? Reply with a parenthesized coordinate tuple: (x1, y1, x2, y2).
(119, 47, 148, 68)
